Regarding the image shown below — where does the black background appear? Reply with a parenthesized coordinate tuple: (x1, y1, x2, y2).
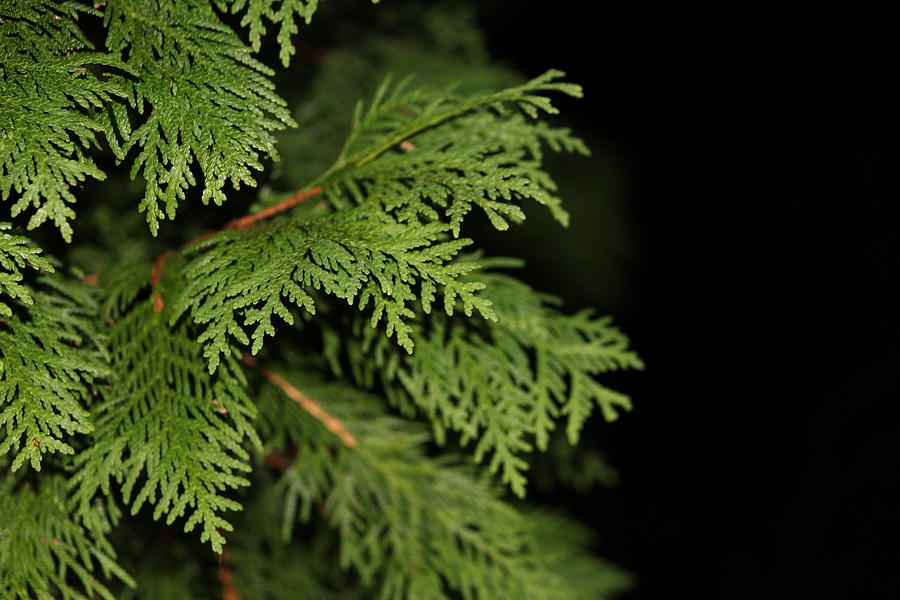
(481, 4, 897, 598)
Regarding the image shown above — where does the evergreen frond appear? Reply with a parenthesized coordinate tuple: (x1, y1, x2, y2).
(0, 222, 53, 315)
(226, 0, 320, 67)
(224, 0, 384, 67)
(0, 274, 107, 471)
(325, 264, 643, 496)
(173, 203, 494, 373)
(317, 71, 587, 234)
(526, 510, 634, 599)
(256, 370, 628, 600)
(102, 0, 295, 234)
(0, 1, 126, 241)
(0, 474, 134, 599)
(271, 6, 522, 191)
(71, 297, 260, 553)
(173, 73, 586, 372)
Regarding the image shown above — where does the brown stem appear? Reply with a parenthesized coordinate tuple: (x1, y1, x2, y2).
(150, 186, 323, 312)
(219, 185, 323, 233)
(242, 352, 357, 448)
(149, 250, 175, 312)
(217, 546, 240, 600)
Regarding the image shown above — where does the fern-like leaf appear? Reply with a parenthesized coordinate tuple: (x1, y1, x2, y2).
(257, 371, 629, 600)
(71, 296, 260, 553)
(0, 474, 134, 599)
(225, 0, 319, 67)
(319, 72, 588, 235)
(103, 0, 295, 234)
(0, 275, 107, 471)
(173, 203, 494, 372)
(0, 0, 127, 241)
(325, 263, 643, 496)
(0, 222, 53, 315)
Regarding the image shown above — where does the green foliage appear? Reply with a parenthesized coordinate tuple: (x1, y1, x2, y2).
(0, 1, 640, 597)
(255, 370, 632, 600)
(0, 0, 126, 241)
(0, 474, 134, 599)
(174, 203, 493, 372)
(271, 6, 523, 190)
(103, 0, 295, 234)
(326, 261, 643, 496)
(226, 0, 320, 67)
(320, 70, 586, 233)
(174, 73, 585, 372)
(0, 274, 106, 471)
(0, 222, 53, 315)
(71, 290, 260, 553)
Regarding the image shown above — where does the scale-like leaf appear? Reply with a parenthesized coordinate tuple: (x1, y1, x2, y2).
(71, 298, 259, 553)
(0, 275, 107, 471)
(256, 370, 631, 600)
(0, 0, 126, 241)
(325, 265, 643, 496)
(0, 474, 134, 599)
(173, 204, 494, 372)
(103, 0, 295, 234)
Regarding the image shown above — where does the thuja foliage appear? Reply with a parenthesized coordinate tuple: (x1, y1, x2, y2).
(0, 1, 642, 597)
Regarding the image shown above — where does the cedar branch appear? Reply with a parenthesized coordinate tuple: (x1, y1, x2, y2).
(242, 352, 357, 448)
(150, 186, 323, 311)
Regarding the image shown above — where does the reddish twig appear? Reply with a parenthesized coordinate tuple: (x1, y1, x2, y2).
(219, 185, 323, 232)
(217, 546, 240, 600)
(242, 352, 357, 448)
(149, 250, 175, 311)
(149, 251, 174, 287)
(150, 186, 323, 312)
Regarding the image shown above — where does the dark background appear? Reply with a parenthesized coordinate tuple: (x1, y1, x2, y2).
(481, 4, 896, 599)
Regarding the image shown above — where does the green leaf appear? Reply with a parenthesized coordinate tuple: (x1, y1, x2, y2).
(103, 0, 295, 234)
(0, 275, 107, 471)
(0, 222, 53, 315)
(173, 204, 494, 373)
(0, 474, 134, 599)
(0, 1, 127, 241)
(256, 370, 630, 600)
(226, 0, 320, 67)
(317, 71, 587, 233)
(328, 267, 643, 496)
(71, 299, 260, 553)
